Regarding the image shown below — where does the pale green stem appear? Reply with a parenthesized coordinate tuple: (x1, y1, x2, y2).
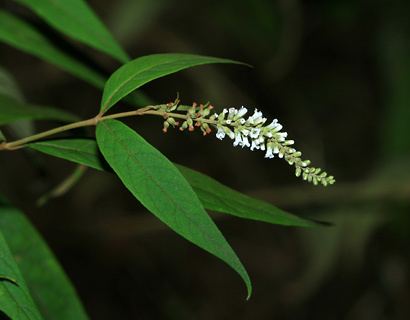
(0, 105, 218, 151)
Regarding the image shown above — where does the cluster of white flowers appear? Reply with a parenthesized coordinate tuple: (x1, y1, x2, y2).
(213, 107, 335, 186)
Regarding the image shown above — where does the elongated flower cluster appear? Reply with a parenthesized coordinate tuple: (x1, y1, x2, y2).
(213, 107, 335, 186)
(158, 101, 335, 186)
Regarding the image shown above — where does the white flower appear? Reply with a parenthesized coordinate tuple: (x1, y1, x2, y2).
(250, 128, 261, 139)
(241, 136, 250, 148)
(216, 127, 225, 140)
(228, 108, 237, 119)
(250, 140, 259, 151)
(234, 106, 248, 119)
(241, 128, 250, 136)
(265, 146, 274, 158)
(233, 133, 242, 146)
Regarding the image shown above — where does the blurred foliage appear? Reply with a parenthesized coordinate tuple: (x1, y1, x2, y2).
(0, 0, 409, 319)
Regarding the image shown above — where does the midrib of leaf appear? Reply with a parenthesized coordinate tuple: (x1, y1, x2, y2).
(100, 122, 231, 255)
(2, 283, 38, 320)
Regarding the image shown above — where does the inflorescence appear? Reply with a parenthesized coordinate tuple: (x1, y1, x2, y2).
(157, 101, 335, 187)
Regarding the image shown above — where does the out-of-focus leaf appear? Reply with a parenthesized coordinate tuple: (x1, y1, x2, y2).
(0, 10, 105, 88)
(96, 120, 252, 298)
(108, 0, 169, 44)
(0, 129, 5, 142)
(0, 198, 89, 320)
(100, 53, 246, 113)
(0, 66, 24, 102)
(0, 94, 78, 126)
(37, 165, 87, 207)
(379, 22, 410, 157)
(15, 0, 129, 63)
(0, 65, 35, 137)
(28, 138, 315, 228)
(0, 229, 43, 320)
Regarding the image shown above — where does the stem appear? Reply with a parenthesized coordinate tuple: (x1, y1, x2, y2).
(0, 118, 96, 150)
(0, 104, 217, 151)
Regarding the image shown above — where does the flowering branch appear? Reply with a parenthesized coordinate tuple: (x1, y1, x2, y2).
(0, 97, 335, 186)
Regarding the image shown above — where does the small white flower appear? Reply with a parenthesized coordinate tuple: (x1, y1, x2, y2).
(241, 128, 250, 136)
(250, 128, 261, 139)
(216, 127, 225, 140)
(267, 119, 279, 129)
(235, 106, 248, 119)
(225, 119, 232, 125)
(228, 108, 237, 119)
(241, 136, 250, 148)
(265, 146, 274, 159)
(233, 133, 242, 146)
(250, 140, 259, 151)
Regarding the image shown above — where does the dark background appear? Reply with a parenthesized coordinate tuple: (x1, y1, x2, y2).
(1, 0, 409, 319)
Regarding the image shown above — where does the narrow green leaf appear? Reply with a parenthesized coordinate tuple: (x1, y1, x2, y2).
(28, 138, 315, 227)
(0, 94, 78, 126)
(177, 165, 315, 227)
(101, 53, 246, 113)
(29, 139, 106, 171)
(0, 230, 43, 320)
(0, 199, 89, 320)
(0, 129, 5, 142)
(15, 0, 129, 63)
(0, 10, 105, 88)
(96, 120, 251, 297)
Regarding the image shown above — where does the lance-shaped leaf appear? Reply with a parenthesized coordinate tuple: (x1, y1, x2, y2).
(0, 198, 89, 320)
(28, 138, 315, 227)
(0, 94, 78, 126)
(96, 120, 252, 297)
(15, 0, 129, 63)
(100, 53, 246, 113)
(0, 10, 105, 88)
(0, 230, 43, 320)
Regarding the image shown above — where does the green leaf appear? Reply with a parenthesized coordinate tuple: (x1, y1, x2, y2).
(177, 165, 315, 227)
(101, 53, 246, 113)
(29, 139, 106, 171)
(0, 10, 105, 88)
(0, 129, 5, 142)
(0, 94, 78, 126)
(28, 138, 314, 227)
(0, 199, 89, 320)
(0, 229, 43, 320)
(96, 120, 251, 297)
(15, 0, 129, 63)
